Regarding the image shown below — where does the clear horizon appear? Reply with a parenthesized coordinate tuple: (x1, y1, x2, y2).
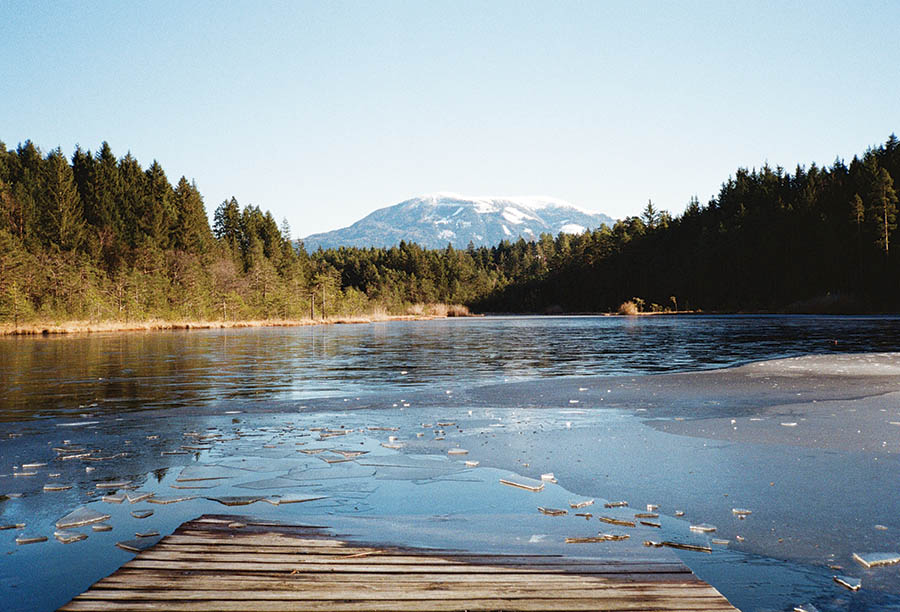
(2, 1, 898, 237)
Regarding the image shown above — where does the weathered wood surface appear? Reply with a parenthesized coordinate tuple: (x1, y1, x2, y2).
(60, 515, 738, 611)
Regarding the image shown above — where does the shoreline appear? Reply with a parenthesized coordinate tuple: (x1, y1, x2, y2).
(0, 313, 463, 337)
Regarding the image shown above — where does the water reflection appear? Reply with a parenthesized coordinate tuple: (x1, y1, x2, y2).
(4, 315, 900, 422)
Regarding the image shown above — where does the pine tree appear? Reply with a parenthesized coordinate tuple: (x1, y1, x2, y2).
(173, 177, 212, 253)
(43, 148, 85, 251)
(864, 162, 899, 256)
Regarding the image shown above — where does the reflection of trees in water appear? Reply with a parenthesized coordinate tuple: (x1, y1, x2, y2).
(5, 317, 900, 422)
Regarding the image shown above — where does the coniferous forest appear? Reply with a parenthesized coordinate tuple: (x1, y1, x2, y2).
(1, 135, 898, 327)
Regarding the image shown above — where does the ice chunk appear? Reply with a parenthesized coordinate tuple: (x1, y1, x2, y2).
(16, 535, 47, 545)
(643, 540, 711, 553)
(540, 473, 557, 483)
(205, 495, 264, 506)
(57, 506, 111, 529)
(116, 536, 162, 552)
(537, 507, 567, 516)
(147, 495, 196, 505)
(95, 480, 131, 489)
(126, 492, 154, 504)
(92, 524, 112, 532)
(499, 477, 544, 492)
(852, 552, 900, 568)
(569, 498, 594, 509)
(833, 575, 861, 591)
(599, 516, 635, 527)
(262, 495, 327, 505)
(54, 530, 87, 543)
(793, 605, 820, 612)
(566, 533, 629, 543)
(43, 484, 72, 491)
(604, 501, 628, 508)
(131, 510, 154, 519)
(690, 523, 717, 533)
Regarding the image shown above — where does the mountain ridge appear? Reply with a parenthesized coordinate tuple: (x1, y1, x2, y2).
(302, 193, 615, 250)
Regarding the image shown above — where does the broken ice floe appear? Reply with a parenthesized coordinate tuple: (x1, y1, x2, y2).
(644, 540, 711, 553)
(43, 484, 72, 492)
(565, 533, 629, 543)
(116, 536, 162, 552)
(131, 510, 154, 519)
(126, 492, 154, 504)
(499, 477, 544, 492)
(16, 535, 48, 545)
(852, 552, 900, 568)
(57, 507, 111, 529)
(537, 507, 567, 516)
(833, 575, 861, 591)
(54, 530, 87, 543)
(95, 480, 131, 489)
(147, 495, 196, 505)
(599, 516, 635, 527)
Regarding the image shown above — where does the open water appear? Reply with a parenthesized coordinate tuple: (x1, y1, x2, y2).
(2, 315, 900, 611)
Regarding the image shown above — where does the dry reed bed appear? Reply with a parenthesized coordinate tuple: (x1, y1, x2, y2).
(0, 307, 475, 337)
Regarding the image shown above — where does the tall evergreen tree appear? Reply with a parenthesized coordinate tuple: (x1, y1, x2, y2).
(42, 148, 85, 251)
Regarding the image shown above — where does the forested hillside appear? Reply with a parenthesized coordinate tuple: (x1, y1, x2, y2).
(477, 135, 900, 313)
(1, 136, 898, 326)
(0, 141, 496, 324)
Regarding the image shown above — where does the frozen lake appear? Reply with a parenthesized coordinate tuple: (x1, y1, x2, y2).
(2, 315, 900, 611)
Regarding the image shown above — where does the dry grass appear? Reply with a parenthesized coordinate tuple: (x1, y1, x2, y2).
(446, 304, 470, 317)
(405, 303, 472, 317)
(0, 305, 476, 336)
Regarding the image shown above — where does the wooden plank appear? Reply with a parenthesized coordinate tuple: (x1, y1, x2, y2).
(120, 559, 696, 575)
(131, 550, 691, 570)
(96, 569, 704, 586)
(72, 585, 729, 600)
(59, 514, 738, 612)
(61, 599, 737, 611)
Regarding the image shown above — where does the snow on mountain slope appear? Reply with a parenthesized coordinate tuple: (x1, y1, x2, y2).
(302, 193, 614, 251)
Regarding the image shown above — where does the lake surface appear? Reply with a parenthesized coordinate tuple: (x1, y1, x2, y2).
(2, 315, 900, 611)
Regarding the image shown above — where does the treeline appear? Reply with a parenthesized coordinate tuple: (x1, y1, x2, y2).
(2, 135, 899, 324)
(475, 135, 900, 313)
(0, 140, 489, 324)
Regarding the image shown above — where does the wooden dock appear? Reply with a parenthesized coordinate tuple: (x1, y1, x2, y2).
(60, 515, 738, 611)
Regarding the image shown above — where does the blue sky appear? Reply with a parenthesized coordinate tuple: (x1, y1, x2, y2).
(2, 1, 898, 237)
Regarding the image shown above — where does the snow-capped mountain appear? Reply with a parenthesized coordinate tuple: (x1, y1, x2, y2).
(302, 193, 614, 251)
